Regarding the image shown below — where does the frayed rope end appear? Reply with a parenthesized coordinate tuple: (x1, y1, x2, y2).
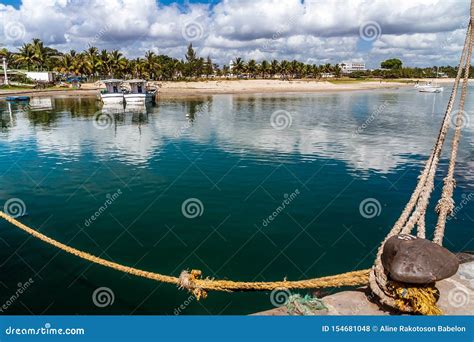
(178, 269, 208, 300)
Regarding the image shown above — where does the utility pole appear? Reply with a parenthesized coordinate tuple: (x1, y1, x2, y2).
(2, 57, 9, 86)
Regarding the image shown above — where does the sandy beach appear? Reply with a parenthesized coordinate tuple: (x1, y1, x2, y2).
(0, 78, 455, 98)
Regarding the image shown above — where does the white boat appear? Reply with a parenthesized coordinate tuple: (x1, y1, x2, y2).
(419, 86, 444, 93)
(415, 82, 444, 93)
(100, 79, 124, 104)
(123, 80, 157, 104)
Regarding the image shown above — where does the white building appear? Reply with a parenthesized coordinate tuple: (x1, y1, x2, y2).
(26, 71, 54, 82)
(341, 62, 366, 74)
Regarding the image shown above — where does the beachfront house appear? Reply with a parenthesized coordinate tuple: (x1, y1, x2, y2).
(340, 62, 366, 74)
(26, 71, 54, 82)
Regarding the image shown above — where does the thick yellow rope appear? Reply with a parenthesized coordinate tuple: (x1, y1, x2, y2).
(0, 211, 369, 299)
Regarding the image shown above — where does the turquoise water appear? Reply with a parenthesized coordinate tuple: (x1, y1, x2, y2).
(0, 88, 473, 315)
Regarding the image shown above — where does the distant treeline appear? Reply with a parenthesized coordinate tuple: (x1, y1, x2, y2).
(1, 39, 470, 81)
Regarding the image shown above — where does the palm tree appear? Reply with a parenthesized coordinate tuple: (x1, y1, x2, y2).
(259, 60, 269, 79)
(56, 52, 75, 74)
(14, 43, 35, 71)
(108, 50, 127, 78)
(312, 64, 321, 79)
(246, 59, 257, 78)
(279, 60, 290, 80)
(270, 60, 279, 78)
(98, 49, 110, 77)
(334, 63, 342, 78)
(232, 57, 245, 77)
(222, 65, 230, 78)
(85, 47, 100, 78)
(144, 51, 160, 80)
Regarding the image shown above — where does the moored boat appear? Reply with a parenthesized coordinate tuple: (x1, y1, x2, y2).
(418, 85, 444, 93)
(6, 96, 30, 102)
(99, 79, 124, 104)
(123, 80, 157, 104)
(415, 82, 444, 93)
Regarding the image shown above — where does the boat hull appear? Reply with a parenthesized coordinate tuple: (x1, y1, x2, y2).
(419, 87, 443, 93)
(100, 93, 124, 104)
(124, 93, 155, 104)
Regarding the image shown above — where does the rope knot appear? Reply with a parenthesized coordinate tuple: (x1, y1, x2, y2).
(435, 196, 455, 216)
(178, 269, 208, 300)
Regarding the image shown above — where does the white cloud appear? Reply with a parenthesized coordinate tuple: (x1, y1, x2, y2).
(0, 0, 470, 66)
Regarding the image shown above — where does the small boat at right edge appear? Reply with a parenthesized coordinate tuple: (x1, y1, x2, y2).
(415, 82, 444, 93)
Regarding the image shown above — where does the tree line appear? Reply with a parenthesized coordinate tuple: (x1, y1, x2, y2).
(0, 39, 468, 82)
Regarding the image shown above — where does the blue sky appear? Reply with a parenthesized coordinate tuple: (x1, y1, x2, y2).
(0, 0, 470, 67)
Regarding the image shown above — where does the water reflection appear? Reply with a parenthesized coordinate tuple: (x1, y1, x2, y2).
(0, 89, 473, 178)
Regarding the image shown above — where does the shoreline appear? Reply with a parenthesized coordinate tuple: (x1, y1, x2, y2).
(0, 78, 456, 98)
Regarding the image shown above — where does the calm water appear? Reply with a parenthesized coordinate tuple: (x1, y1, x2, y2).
(0, 88, 473, 315)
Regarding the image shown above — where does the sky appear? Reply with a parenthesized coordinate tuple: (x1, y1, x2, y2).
(0, 0, 471, 68)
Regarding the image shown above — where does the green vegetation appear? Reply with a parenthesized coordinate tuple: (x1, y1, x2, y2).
(0, 85, 35, 90)
(0, 40, 470, 82)
(381, 58, 403, 70)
